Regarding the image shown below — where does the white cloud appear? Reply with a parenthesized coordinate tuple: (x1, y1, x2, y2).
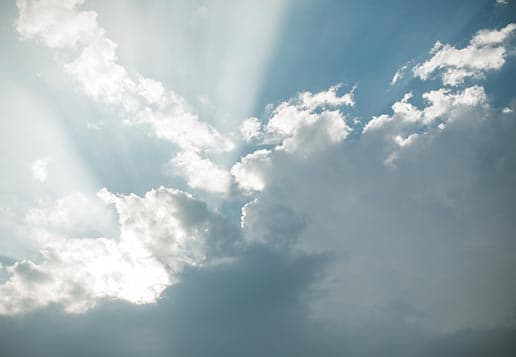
(15, 0, 101, 49)
(391, 65, 408, 85)
(384, 133, 419, 166)
(260, 86, 353, 155)
(96, 188, 213, 272)
(231, 85, 355, 195)
(362, 114, 392, 132)
(393, 133, 419, 148)
(240, 117, 263, 142)
(471, 23, 516, 47)
(298, 83, 355, 109)
(0, 187, 237, 315)
(171, 151, 232, 194)
(0, 238, 169, 315)
(496, 0, 508, 5)
(391, 92, 421, 122)
(31, 157, 49, 183)
(231, 149, 271, 193)
(364, 85, 488, 132)
(413, 23, 516, 86)
(137, 77, 166, 106)
(136, 106, 233, 154)
(421, 85, 488, 121)
(64, 36, 138, 111)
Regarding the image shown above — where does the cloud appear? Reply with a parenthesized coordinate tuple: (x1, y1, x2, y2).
(0, 187, 238, 315)
(0, 248, 339, 357)
(171, 151, 232, 194)
(30, 157, 49, 183)
(363, 85, 488, 135)
(391, 65, 408, 85)
(231, 149, 271, 193)
(238, 82, 516, 331)
(2, 244, 515, 357)
(15, 0, 101, 49)
(240, 117, 263, 143)
(362, 85, 489, 166)
(267, 107, 351, 155)
(413, 23, 516, 86)
(64, 36, 138, 111)
(136, 106, 233, 154)
(297, 83, 355, 109)
(230, 85, 355, 196)
(8, 2, 516, 354)
(238, 85, 354, 157)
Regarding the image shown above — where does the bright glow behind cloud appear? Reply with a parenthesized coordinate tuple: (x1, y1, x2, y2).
(0, 187, 235, 315)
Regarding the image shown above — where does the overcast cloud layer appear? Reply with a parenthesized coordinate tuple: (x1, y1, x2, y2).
(1, 0, 516, 356)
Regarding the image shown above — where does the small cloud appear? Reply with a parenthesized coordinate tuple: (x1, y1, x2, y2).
(240, 117, 263, 142)
(502, 106, 513, 113)
(86, 122, 103, 130)
(231, 149, 271, 194)
(391, 65, 408, 85)
(496, 0, 509, 6)
(31, 157, 50, 183)
(413, 23, 516, 86)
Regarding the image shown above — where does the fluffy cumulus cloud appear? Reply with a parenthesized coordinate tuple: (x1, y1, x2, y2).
(236, 85, 354, 156)
(0, 187, 237, 315)
(264, 85, 353, 154)
(413, 23, 516, 86)
(15, 0, 233, 193)
(240, 117, 263, 142)
(230, 85, 354, 196)
(231, 149, 271, 193)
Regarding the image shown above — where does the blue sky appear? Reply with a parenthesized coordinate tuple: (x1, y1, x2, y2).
(1, 0, 516, 356)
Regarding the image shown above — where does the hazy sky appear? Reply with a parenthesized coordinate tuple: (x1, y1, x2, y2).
(1, 0, 516, 356)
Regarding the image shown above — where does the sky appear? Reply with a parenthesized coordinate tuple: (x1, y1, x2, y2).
(1, 0, 516, 356)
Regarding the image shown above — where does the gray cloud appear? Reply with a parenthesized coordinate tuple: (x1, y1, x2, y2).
(0, 246, 515, 357)
(238, 86, 516, 331)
